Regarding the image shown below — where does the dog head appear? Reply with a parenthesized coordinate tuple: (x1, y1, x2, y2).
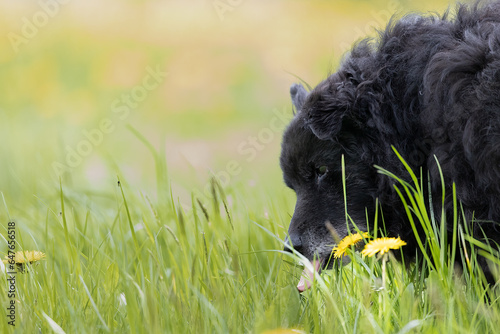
(280, 78, 379, 283)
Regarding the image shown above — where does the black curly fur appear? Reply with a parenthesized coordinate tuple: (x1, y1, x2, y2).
(281, 1, 500, 279)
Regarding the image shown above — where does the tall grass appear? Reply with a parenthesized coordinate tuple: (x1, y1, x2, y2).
(1, 139, 500, 333)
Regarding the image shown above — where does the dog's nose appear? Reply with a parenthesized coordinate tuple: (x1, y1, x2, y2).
(284, 234, 303, 253)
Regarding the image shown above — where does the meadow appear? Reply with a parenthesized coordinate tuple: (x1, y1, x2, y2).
(1, 0, 500, 333)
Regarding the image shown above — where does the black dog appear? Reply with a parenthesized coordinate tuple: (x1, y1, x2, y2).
(281, 1, 500, 291)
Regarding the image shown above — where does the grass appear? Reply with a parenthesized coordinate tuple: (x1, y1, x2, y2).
(1, 136, 500, 334)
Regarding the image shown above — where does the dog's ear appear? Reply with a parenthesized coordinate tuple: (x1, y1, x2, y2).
(290, 83, 309, 112)
(303, 80, 356, 140)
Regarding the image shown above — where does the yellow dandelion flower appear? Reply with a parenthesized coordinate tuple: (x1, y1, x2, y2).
(332, 232, 370, 258)
(3, 251, 46, 265)
(361, 237, 406, 257)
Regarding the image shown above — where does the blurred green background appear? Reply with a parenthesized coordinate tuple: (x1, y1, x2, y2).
(0, 0, 453, 220)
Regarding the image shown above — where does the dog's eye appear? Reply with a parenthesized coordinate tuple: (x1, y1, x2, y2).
(316, 165, 328, 176)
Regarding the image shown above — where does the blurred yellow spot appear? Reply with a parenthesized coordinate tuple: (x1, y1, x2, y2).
(3, 250, 46, 264)
(261, 329, 305, 334)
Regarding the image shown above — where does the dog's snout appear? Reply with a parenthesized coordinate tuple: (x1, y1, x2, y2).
(284, 234, 303, 253)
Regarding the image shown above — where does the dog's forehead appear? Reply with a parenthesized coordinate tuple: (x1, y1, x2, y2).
(281, 115, 313, 154)
(280, 114, 338, 164)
